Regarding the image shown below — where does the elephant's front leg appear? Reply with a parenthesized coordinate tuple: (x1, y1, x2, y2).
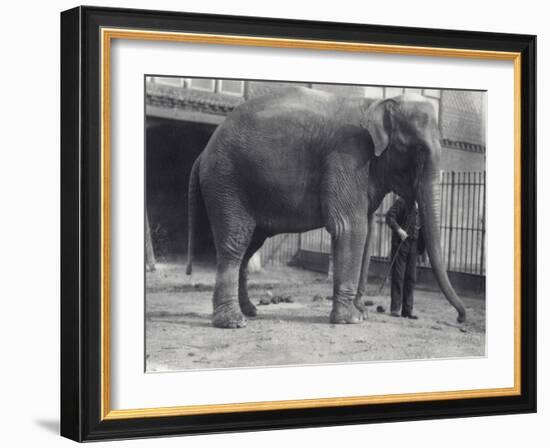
(329, 218, 369, 324)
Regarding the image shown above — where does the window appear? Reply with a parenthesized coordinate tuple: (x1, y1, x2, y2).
(426, 97, 440, 122)
(188, 78, 216, 92)
(416, 90, 441, 123)
(423, 89, 441, 98)
(218, 80, 244, 96)
(384, 87, 404, 98)
(153, 77, 184, 87)
(404, 88, 422, 95)
(363, 86, 384, 99)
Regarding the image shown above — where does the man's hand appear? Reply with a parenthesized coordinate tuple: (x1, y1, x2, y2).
(397, 228, 408, 241)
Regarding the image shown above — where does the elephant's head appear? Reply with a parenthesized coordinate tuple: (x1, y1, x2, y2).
(363, 93, 467, 323)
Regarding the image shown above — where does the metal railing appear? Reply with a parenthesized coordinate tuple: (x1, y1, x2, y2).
(260, 171, 486, 276)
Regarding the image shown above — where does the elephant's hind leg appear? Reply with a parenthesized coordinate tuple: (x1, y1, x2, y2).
(354, 214, 374, 313)
(238, 231, 267, 317)
(210, 213, 256, 329)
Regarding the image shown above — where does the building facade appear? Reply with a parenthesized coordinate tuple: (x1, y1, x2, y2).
(145, 77, 486, 282)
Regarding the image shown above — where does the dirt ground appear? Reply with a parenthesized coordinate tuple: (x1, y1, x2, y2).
(145, 260, 485, 372)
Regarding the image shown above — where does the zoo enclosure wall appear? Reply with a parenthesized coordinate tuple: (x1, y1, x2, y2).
(145, 77, 487, 294)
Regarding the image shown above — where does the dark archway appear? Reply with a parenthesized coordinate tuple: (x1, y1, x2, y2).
(146, 118, 216, 262)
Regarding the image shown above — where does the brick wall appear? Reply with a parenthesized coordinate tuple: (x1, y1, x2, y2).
(440, 90, 486, 146)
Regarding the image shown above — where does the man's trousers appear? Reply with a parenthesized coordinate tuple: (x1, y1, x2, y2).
(390, 237, 418, 316)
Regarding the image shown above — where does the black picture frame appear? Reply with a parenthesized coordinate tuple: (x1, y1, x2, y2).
(61, 5, 536, 442)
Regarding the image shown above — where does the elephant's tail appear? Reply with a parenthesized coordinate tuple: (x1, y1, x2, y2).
(186, 156, 201, 276)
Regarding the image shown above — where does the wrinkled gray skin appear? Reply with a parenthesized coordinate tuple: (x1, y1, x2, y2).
(186, 87, 466, 328)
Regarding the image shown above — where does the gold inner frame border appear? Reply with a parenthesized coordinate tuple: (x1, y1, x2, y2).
(100, 27, 522, 421)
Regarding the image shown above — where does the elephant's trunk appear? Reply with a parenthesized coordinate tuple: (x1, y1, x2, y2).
(417, 142, 467, 323)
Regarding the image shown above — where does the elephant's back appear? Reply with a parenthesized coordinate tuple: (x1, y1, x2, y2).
(202, 87, 335, 164)
(213, 87, 334, 153)
(235, 87, 333, 119)
(199, 88, 332, 232)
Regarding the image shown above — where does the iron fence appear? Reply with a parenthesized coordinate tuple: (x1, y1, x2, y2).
(259, 171, 486, 276)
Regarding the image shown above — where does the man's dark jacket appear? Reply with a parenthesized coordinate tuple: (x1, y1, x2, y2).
(385, 197, 425, 254)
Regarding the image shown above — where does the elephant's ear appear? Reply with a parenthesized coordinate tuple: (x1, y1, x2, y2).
(363, 99, 396, 157)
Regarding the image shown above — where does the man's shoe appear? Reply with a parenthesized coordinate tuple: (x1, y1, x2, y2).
(390, 312, 400, 318)
(402, 313, 418, 320)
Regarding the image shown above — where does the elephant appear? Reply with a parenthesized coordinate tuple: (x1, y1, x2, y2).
(185, 87, 466, 328)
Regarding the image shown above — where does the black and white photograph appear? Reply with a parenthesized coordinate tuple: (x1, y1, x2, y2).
(144, 76, 487, 372)
(1, 0, 542, 443)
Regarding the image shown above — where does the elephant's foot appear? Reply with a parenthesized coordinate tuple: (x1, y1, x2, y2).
(212, 302, 247, 329)
(353, 297, 369, 316)
(330, 299, 364, 324)
(239, 296, 258, 317)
